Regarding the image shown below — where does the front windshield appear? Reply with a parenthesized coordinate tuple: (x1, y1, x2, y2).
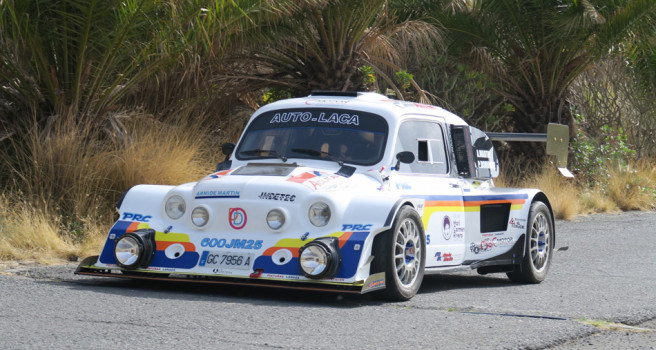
(236, 108, 388, 166)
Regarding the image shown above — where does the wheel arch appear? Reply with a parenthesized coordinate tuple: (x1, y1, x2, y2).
(383, 199, 423, 228)
(531, 191, 555, 247)
(370, 199, 421, 259)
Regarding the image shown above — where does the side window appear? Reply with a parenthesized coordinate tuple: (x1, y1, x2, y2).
(395, 120, 448, 174)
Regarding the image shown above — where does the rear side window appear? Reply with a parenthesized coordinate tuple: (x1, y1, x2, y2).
(394, 120, 448, 174)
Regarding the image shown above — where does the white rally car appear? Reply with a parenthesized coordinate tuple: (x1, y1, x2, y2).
(77, 91, 569, 300)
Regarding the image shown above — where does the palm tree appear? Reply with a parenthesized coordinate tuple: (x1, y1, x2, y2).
(0, 0, 173, 128)
(438, 0, 656, 133)
(224, 0, 443, 100)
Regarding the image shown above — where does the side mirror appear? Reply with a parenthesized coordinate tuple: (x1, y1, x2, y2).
(221, 142, 236, 157)
(394, 151, 415, 171)
(216, 142, 236, 172)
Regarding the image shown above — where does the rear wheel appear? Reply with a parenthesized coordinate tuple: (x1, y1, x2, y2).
(372, 206, 425, 301)
(507, 201, 554, 283)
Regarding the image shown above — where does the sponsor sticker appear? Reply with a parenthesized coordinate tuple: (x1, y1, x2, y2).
(195, 190, 240, 199)
(509, 218, 526, 230)
(258, 192, 296, 202)
(341, 224, 372, 231)
(470, 236, 515, 254)
(442, 215, 452, 240)
(269, 111, 360, 126)
(121, 212, 152, 222)
(442, 215, 464, 241)
(229, 208, 247, 229)
(362, 272, 386, 294)
(435, 252, 454, 262)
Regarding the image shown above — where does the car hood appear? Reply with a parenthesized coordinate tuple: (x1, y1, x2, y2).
(191, 163, 382, 201)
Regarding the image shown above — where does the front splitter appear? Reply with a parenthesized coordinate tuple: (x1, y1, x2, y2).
(75, 256, 364, 294)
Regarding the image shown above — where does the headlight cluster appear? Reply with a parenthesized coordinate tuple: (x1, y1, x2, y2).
(114, 229, 156, 269)
(164, 196, 333, 231)
(298, 237, 342, 279)
(166, 196, 210, 227)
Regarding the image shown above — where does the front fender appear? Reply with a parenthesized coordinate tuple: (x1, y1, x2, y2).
(118, 184, 176, 227)
(339, 194, 423, 282)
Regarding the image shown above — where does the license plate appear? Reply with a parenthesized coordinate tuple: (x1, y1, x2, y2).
(199, 251, 254, 270)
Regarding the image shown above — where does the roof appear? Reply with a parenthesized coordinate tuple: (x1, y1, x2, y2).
(253, 92, 469, 127)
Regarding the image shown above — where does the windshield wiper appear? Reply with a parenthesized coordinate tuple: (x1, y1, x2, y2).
(239, 149, 287, 162)
(291, 148, 344, 166)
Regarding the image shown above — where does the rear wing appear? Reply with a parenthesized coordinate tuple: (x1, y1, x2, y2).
(486, 123, 573, 177)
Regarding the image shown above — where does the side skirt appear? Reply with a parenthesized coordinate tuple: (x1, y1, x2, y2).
(423, 235, 525, 275)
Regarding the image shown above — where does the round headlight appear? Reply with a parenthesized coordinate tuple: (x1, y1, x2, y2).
(299, 244, 329, 276)
(114, 235, 142, 268)
(308, 202, 331, 227)
(165, 195, 186, 219)
(266, 209, 285, 230)
(298, 238, 342, 279)
(191, 207, 209, 227)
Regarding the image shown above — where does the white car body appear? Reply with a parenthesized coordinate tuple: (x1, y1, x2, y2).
(77, 92, 555, 300)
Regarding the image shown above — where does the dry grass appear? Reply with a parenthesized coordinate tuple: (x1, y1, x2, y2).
(501, 167, 581, 220)
(105, 117, 215, 190)
(578, 189, 618, 214)
(496, 159, 656, 219)
(0, 197, 77, 263)
(606, 161, 656, 211)
(0, 112, 216, 264)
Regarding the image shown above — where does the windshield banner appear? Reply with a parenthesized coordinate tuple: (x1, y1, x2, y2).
(247, 108, 388, 133)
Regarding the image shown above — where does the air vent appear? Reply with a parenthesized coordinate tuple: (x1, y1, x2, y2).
(451, 125, 473, 177)
(310, 90, 359, 97)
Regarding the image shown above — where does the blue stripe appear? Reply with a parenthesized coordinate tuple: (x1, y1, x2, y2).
(404, 194, 528, 202)
(463, 194, 528, 201)
(408, 195, 463, 201)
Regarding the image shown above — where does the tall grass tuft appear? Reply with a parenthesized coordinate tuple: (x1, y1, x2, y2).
(0, 112, 215, 262)
(519, 168, 581, 220)
(606, 161, 656, 211)
(0, 196, 77, 262)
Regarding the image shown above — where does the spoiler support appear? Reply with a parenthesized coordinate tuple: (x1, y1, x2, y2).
(486, 123, 573, 177)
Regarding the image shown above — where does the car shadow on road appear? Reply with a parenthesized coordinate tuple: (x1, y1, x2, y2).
(56, 270, 515, 308)
(418, 272, 513, 294)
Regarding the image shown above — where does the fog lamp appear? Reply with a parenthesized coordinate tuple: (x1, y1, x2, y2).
(113, 229, 156, 269)
(298, 237, 342, 279)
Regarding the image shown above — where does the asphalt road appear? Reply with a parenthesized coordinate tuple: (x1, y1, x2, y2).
(1, 211, 655, 350)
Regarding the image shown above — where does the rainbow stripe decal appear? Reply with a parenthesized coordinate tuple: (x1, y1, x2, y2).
(98, 221, 199, 269)
(412, 194, 528, 228)
(253, 230, 369, 279)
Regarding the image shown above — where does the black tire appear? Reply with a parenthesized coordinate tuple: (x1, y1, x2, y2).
(372, 206, 426, 301)
(507, 201, 554, 283)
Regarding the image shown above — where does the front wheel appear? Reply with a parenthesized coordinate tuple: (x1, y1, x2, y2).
(507, 201, 554, 283)
(372, 206, 426, 301)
